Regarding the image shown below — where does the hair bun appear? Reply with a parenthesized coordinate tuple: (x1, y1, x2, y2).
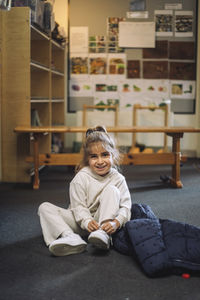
(95, 125, 107, 133)
(86, 125, 107, 137)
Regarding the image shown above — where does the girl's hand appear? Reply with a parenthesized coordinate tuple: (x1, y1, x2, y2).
(88, 220, 99, 232)
(101, 219, 120, 234)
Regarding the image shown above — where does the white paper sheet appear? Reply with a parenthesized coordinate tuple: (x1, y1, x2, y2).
(119, 22, 155, 48)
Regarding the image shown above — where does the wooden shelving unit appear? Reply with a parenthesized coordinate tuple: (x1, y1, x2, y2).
(0, 7, 66, 182)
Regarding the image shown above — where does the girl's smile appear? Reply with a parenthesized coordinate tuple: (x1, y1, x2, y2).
(88, 142, 112, 176)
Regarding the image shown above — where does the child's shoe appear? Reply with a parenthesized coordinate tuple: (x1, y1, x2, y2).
(88, 229, 110, 250)
(49, 233, 87, 256)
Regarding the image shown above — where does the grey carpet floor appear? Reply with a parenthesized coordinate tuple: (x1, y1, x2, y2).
(0, 158, 200, 300)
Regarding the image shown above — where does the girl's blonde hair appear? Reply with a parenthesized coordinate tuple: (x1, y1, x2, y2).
(76, 125, 121, 172)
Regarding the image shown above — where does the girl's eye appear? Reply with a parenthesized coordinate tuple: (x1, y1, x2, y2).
(102, 152, 110, 157)
(90, 154, 97, 159)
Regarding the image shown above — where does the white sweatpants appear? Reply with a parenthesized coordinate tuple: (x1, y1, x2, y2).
(38, 185, 120, 246)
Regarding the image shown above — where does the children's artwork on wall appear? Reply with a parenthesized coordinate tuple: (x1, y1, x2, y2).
(169, 41, 195, 60)
(118, 79, 169, 110)
(175, 11, 193, 37)
(155, 10, 173, 37)
(95, 83, 118, 93)
(119, 79, 141, 94)
(107, 17, 126, 38)
(169, 62, 196, 80)
(144, 79, 169, 96)
(170, 81, 195, 99)
(143, 79, 169, 101)
(107, 36, 117, 53)
(107, 36, 124, 53)
(89, 54, 107, 76)
(119, 79, 145, 109)
(89, 36, 106, 53)
(108, 53, 126, 77)
(94, 95, 120, 109)
(140, 85, 169, 107)
(70, 78, 93, 97)
(95, 84, 107, 92)
(107, 17, 125, 53)
(143, 61, 168, 79)
(127, 60, 140, 78)
(93, 78, 120, 108)
(143, 40, 168, 59)
(70, 55, 89, 76)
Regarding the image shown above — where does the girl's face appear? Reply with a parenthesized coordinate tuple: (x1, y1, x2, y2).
(88, 142, 113, 176)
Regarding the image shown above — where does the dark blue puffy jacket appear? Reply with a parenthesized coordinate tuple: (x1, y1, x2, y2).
(112, 204, 200, 277)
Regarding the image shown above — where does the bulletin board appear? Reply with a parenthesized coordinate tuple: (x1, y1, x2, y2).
(68, 0, 197, 114)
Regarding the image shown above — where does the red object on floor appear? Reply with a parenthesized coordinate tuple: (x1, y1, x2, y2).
(182, 273, 190, 279)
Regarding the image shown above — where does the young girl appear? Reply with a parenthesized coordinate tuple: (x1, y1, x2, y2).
(38, 126, 132, 256)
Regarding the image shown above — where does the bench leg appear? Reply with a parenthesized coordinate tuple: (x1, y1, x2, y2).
(168, 133, 184, 188)
(33, 134, 40, 190)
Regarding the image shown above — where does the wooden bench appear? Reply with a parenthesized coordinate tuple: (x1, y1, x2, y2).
(130, 104, 168, 154)
(14, 126, 200, 189)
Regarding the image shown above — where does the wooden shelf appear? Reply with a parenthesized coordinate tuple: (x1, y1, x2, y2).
(52, 99, 65, 103)
(0, 7, 66, 183)
(31, 61, 50, 71)
(31, 25, 50, 41)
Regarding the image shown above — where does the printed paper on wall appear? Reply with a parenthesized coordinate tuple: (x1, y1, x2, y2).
(70, 27, 88, 53)
(175, 11, 193, 37)
(119, 22, 155, 48)
(155, 10, 173, 37)
(170, 81, 195, 99)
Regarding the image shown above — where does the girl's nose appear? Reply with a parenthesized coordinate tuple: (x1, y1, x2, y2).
(97, 156, 103, 164)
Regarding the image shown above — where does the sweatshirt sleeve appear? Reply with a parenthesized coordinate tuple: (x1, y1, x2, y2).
(69, 181, 93, 230)
(115, 177, 132, 227)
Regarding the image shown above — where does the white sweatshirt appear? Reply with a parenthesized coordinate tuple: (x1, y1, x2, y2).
(69, 166, 132, 230)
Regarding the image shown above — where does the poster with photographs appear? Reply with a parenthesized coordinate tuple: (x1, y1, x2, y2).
(155, 10, 173, 37)
(107, 36, 124, 53)
(118, 79, 145, 109)
(118, 79, 170, 110)
(94, 96, 120, 110)
(89, 54, 107, 76)
(170, 81, 195, 99)
(108, 54, 126, 77)
(93, 78, 120, 108)
(107, 17, 126, 37)
(70, 55, 89, 77)
(70, 78, 93, 97)
(175, 11, 193, 37)
(107, 17, 125, 53)
(89, 36, 106, 53)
